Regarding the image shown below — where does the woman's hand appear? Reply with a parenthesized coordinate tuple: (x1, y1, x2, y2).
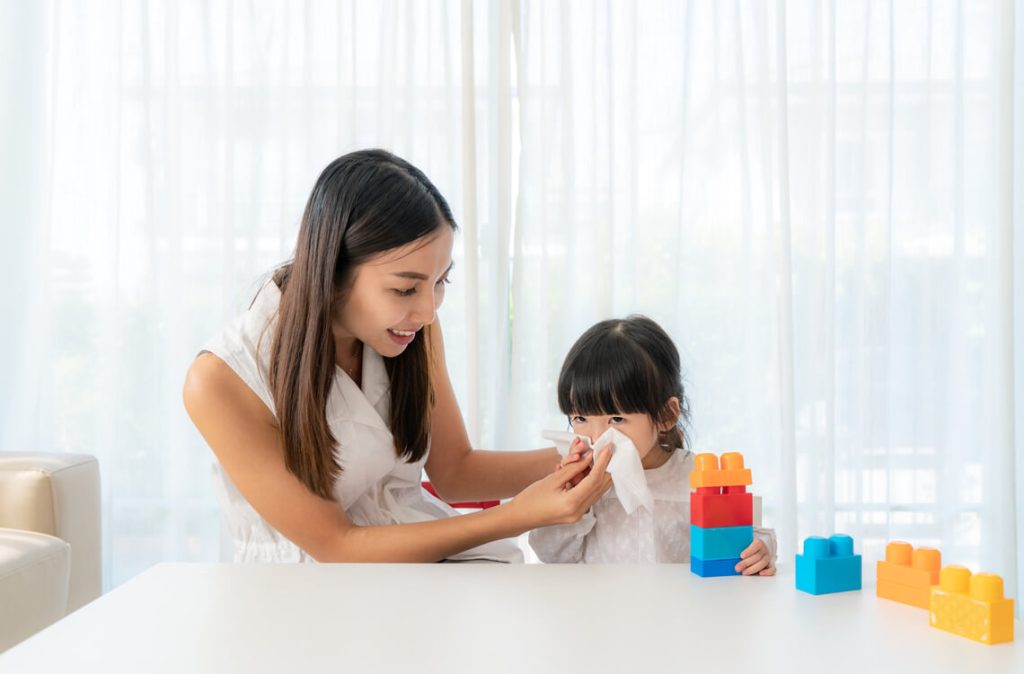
(510, 443, 613, 528)
(556, 437, 592, 488)
(736, 538, 776, 576)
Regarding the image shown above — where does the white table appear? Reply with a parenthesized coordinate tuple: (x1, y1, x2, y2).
(1, 563, 1020, 673)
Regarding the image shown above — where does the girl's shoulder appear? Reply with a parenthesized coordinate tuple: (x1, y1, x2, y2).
(643, 448, 693, 497)
(653, 447, 693, 475)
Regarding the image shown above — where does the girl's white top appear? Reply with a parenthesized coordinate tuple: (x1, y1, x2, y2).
(529, 449, 777, 564)
(202, 280, 522, 563)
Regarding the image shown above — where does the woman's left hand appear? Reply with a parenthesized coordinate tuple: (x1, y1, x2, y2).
(735, 538, 776, 576)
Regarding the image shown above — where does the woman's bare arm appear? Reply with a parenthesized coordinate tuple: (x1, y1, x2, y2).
(423, 321, 561, 503)
(183, 353, 609, 562)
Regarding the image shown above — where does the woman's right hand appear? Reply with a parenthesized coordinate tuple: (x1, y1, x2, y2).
(558, 437, 592, 488)
(509, 442, 613, 528)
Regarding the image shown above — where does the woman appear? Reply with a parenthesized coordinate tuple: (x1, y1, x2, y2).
(184, 149, 611, 562)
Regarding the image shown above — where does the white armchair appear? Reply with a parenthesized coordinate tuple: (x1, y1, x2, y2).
(0, 453, 101, 652)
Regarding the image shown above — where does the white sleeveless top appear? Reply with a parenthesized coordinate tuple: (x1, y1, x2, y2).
(202, 280, 523, 563)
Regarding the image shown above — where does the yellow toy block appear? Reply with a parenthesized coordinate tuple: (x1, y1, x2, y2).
(929, 566, 1015, 645)
(875, 541, 941, 609)
(689, 452, 753, 490)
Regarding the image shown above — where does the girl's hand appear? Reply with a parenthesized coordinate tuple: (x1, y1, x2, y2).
(736, 538, 775, 576)
(512, 443, 613, 527)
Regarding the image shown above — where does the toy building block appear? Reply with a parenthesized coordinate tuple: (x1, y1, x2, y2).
(795, 534, 862, 595)
(689, 451, 757, 578)
(690, 488, 753, 528)
(691, 556, 743, 578)
(690, 524, 754, 561)
(929, 566, 1014, 645)
(689, 452, 753, 490)
(876, 541, 941, 609)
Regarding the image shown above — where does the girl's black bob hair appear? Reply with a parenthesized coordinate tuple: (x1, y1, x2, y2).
(557, 315, 691, 451)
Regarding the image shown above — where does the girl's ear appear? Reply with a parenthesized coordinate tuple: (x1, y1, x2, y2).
(659, 397, 682, 430)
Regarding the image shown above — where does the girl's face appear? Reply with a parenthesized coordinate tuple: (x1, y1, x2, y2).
(332, 226, 454, 358)
(570, 412, 662, 461)
(569, 397, 681, 467)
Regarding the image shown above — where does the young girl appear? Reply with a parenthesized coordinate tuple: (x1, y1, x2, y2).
(529, 315, 777, 572)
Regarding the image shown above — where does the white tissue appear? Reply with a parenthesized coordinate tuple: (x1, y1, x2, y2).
(541, 427, 655, 515)
(541, 430, 582, 458)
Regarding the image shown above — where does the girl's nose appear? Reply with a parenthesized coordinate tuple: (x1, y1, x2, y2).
(580, 425, 599, 445)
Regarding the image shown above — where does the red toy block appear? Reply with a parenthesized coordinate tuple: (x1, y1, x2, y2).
(690, 490, 753, 528)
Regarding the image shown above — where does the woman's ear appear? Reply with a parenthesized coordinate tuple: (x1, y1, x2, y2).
(659, 397, 681, 430)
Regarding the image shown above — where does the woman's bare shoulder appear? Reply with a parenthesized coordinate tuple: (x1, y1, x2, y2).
(183, 352, 275, 427)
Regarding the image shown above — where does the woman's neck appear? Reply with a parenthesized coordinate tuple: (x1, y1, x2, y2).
(334, 335, 363, 383)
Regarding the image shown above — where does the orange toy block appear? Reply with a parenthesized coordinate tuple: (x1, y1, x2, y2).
(878, 579, 930, 609)
(689, 452, 753, 490)
(929, 566, 1015, 645)
(875, 541, 941, 609)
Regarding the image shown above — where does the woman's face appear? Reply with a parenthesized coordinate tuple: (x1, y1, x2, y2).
(333, 225, 454, 358)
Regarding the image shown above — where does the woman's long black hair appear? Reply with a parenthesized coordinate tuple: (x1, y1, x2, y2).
(268, 149, 456, 499)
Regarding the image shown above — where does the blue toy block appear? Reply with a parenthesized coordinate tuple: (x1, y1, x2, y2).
(691, 556, 742, 577)
(795, 534, 862, 595)
(690, 524, 754, 561)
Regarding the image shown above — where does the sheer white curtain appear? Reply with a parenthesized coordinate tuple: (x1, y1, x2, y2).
(1, 0, 1020, 602)
(510, 0, 1022, 598)
(0, 0, 511, 586)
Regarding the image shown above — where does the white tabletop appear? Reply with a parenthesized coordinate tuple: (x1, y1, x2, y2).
(1, 562, 1020, 673)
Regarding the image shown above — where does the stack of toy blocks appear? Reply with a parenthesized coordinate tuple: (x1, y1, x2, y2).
(929, 566, 1014, 645)
(689, 452, 753, 577)
(876, 541, 941, 609)
(795, 534, 861, 595)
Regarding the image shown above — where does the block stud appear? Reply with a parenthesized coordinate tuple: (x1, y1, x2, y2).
(970, 573, 1004, 603)
(694, 453, 719, 472)
(885, 541, 912, 565)
(939, 565, 971, 593)
(720, 452, 745, 470)
(804, 536, 830, 559)
(911, 547, 941, 573)
(829, 534, 853, 557)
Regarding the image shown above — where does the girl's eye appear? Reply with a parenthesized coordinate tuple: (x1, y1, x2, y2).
(436, 276, 451, 287)
(570, 416, 586, 424)
(609, 417, 625, 424)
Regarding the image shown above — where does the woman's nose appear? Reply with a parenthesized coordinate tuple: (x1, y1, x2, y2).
(411, 288, 437, 325)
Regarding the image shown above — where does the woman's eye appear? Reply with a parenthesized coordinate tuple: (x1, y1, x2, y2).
(609, 417, 625, 424)
(394, 287, 417, 297)
(436, 276, 451, 287)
